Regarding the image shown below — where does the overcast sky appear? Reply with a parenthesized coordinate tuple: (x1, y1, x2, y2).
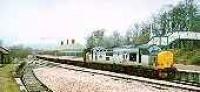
(0, 0, 181, 49)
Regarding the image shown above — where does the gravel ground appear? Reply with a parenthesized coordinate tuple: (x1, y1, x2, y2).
(34, 67, 192, 92)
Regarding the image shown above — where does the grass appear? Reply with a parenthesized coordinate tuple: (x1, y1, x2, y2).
(173, 49, 200, 65)
(0, 64, 20, 92)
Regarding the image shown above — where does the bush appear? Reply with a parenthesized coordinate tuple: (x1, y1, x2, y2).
(15, 61, 27, 78)
(190, 56, 200, 65)
(1, 55, 12, 64)
(10, 49, 31, 59)
(9, 45, 32, 59)
(173, 49, 200, 65)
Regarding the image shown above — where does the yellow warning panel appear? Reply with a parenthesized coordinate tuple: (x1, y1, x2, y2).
(156, 51, 174, 70)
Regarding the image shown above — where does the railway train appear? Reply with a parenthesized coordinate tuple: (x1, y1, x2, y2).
(36, 46, 177, 79)
(84, 46, 176, 79)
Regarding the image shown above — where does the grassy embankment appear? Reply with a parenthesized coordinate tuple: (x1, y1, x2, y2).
(0, 64, 20, 92)
(173, 49, 200, 65)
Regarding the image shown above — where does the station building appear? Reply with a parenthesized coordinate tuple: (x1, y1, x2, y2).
(58, 39, 85, 57)
(0, 47, 9, 64)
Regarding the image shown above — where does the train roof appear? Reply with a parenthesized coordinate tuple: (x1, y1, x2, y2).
(113, 48, 139, 53)
(92, 47, 105, 50)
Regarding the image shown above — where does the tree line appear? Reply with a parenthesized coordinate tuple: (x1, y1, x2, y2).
(86, 0, 200, 49)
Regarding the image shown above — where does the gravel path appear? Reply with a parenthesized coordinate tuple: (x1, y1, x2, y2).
(34, 67, 192, 92)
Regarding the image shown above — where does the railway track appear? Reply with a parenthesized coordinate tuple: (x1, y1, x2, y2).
(35, 55, 200, 90)
(21, 59, 53, 92)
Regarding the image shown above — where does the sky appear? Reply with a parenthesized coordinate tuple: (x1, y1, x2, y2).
(0, 0, 181, 49)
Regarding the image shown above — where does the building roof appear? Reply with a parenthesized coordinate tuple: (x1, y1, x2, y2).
(58, 42, 85, 51)
(0, 47, 9, 54)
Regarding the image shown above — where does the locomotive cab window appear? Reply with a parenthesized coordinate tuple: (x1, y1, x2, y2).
(129, 53, 137, 62)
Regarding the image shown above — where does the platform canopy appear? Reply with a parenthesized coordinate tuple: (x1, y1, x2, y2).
(0, 47, 9, 54)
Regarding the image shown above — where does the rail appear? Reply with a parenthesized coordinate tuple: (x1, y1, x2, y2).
(35, 55, 200, 88)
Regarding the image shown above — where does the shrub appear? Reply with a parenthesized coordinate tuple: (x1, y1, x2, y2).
(15, 61, 27, 78)
(1, 55, 12, 64)
(9, 45, 32, 59)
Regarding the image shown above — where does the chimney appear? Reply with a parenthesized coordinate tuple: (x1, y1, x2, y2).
(71, 39, 75, 44)
(60, 41, 64, 46)
(67, 39, 69, 45)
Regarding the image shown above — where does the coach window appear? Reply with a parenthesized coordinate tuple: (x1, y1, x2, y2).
(106, 52, 113, 56)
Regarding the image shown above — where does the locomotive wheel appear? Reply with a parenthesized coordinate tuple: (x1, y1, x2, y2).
(167, 67, 176, 79)
(157, 68, 177, 79)
(158, 70, 168, 79)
